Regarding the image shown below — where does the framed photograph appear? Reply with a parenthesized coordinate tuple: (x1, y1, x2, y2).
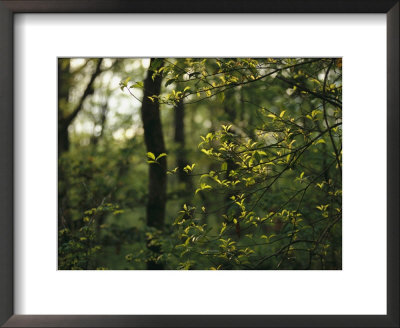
(0, 1, 398, 327)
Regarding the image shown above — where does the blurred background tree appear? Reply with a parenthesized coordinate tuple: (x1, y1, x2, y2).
(58, 58, 342, 270)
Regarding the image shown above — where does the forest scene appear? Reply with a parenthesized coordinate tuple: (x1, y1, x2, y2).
(58, 58, 342, 270)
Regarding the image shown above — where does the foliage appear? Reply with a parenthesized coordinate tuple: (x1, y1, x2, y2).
(59, 57, 342, 270)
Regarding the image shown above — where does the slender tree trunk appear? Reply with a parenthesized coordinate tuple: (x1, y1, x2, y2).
(58, 58, 103, 155)
(58, 60, 71, 156)
(58, 59, 103, 230)
(92, 101, 108, 146)
(140, 58, 166, 270)
(58, 60, 71, 229)
(174, 99, 192, 195)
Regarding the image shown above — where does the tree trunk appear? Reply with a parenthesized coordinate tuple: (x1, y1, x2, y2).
(140, 58, 166, 270)
(58, 59, 71, 156)
(58, 59, 71, 229)
(58, 58, 103, 155)
(91, 101, 108, 146)
(58, 59, 103, 230)
(174, 99, 192, 195)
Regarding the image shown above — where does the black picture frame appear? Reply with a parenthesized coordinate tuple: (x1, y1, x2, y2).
(0, 1, 398, 327)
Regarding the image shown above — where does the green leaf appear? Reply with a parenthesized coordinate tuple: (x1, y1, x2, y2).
(217, 92, 225, 103)
(147, 152, 155, 160)
(156, 153, 167, 160)
(150, 58, 163, 71)
(221, 162, 228, 171)
(195, 183, 212, 194)
(220, 223, 227, 235)
(165, 78, 176, 87)
(123, 77, 131, 85)
(314, 139, 326, 145)
(130, 81, 143, 89)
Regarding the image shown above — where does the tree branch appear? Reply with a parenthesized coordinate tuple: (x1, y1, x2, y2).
(65, 58, 103, 126)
